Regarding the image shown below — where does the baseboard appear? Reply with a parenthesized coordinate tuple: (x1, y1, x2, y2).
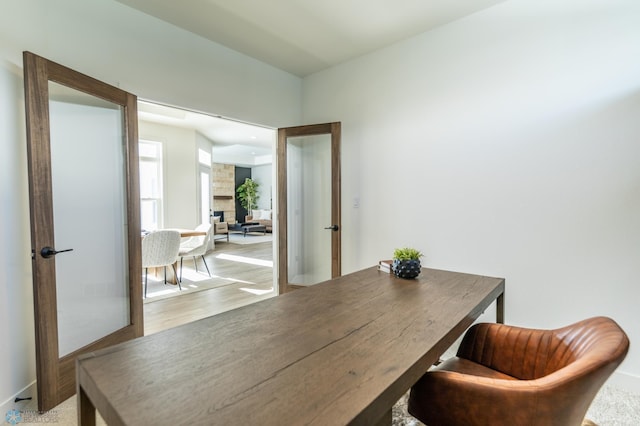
(607, 370, 640, 394)
(0, 381, 37, 418)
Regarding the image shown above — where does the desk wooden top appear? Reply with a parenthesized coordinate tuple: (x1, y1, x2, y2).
(77, 267, 504, 425)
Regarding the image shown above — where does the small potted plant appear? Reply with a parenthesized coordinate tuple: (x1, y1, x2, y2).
(392, 247, 424, 279)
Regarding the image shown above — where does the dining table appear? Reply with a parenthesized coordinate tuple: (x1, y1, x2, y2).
(176, 229, 207, 238)
(77, 266, 505, 425)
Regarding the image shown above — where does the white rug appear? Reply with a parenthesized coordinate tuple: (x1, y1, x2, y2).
(222, 232, 273, 245)
(142, 267, 238, 302)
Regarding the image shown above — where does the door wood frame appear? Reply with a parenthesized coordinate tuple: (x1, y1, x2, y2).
(23, 51, 143, 411)
(277, 122, 341, 294)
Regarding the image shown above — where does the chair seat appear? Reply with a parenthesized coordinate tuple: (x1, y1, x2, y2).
(433, 357, 518, 380)
(145, 262, 177, 269)
(178, 223, 212, 281)
(178, 246, 197, 256)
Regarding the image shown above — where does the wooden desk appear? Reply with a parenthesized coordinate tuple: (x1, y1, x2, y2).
(77, 267, 504, 425)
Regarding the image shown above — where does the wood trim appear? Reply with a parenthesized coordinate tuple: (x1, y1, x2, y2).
(278, 122, 334, 137)
(23, 51, 143, 411)
(330, 122, 341, 279)
(277, 128, 288, 294)
(46, 59, 129, 105)
(24, 51, 59, 411)
(125, 92, 143, 337)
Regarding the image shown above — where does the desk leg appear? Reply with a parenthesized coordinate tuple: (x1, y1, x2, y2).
(497, 292, 505, 324)
(78, 386, 96, 426)
(373, 409, 392, 426)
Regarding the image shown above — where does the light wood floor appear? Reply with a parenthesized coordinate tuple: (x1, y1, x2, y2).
(144, 240, 275, 335)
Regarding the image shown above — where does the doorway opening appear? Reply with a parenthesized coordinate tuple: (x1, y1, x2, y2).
(137, 100, 277, 335)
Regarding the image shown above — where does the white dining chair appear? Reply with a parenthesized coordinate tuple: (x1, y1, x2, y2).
(179, 223, 212, 281)
(142, 229, 181, 298)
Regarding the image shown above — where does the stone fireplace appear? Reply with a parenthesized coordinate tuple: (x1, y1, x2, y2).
(212, 163, 235, 222)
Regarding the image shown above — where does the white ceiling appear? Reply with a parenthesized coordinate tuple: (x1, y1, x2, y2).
(116, 0, 507, 77)
(138, 101, 275, 167)
(126, 0, 507, 163)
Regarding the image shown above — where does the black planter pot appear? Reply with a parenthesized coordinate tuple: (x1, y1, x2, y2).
(392, 259, 421, 279)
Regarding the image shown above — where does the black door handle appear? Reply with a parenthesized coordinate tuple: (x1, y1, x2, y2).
(324, 225, 339, 231)
(40, 247, 74, 259)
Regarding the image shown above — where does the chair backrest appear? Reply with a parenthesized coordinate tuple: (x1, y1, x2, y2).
(195, 222, 212, 241)
(180, 223, 212, 256)
(458, 316, 628, 381)
(549, 316, 629, 376)
(539, 317, 628, 424)
(142, 230, 181, 268)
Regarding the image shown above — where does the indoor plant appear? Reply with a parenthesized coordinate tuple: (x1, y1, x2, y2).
(236, 177, 260, 213)
(392, 247, 424, 279)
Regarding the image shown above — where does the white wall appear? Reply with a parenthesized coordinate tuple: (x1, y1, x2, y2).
(252, 164, 273, 211)
(0, 0, 301, 127)
(0, 0, 301, 409)
(139, 120, 199, 229)
(0, 59, 35, 409)
(303, 0, 640, 390)
(196, 131, 214, 227)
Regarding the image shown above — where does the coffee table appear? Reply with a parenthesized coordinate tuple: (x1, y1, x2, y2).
(230, 222, 266, 237)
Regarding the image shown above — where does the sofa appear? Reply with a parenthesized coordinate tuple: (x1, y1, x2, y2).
(245, 209, 272, 232)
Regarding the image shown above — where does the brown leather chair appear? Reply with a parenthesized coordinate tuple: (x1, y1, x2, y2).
(408, 316, 629, 426)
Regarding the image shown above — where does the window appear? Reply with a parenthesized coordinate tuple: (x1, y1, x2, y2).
(139, 140, 163, 231)
(198, 148, 212, 225)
